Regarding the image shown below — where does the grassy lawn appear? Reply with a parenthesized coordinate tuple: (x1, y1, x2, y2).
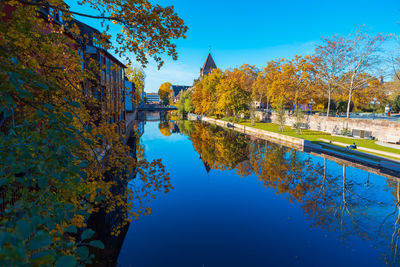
(241, 122, 331, 141)
(240, 122, 400, 158)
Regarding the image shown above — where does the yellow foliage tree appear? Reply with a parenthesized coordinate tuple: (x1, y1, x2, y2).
(126, 65, 146, 106)
(192, 68, 222, 115)
(254, 60, 284, 111)
(158, 82, 173, 105)
(215, 70, 250, 119)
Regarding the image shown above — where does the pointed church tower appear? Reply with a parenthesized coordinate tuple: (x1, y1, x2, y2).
(200, 53, 217, 78)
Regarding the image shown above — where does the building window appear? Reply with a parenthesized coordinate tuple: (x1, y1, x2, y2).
(59, 11, 63, 23)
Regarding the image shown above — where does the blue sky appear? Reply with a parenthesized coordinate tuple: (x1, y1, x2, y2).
(66, 0, 400, 92)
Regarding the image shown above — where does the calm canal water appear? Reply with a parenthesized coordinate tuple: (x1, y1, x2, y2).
(116, 117, 400, 267)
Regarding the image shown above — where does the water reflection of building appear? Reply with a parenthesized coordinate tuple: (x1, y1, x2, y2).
(135, 120, 145, 137)
(200, 155, 211, 173)
(171, 122, 181, 134)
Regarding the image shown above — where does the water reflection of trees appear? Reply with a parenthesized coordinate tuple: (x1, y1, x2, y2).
(86, 172, 130, 267)
(180, 120, 400, 266)
(189, 123, 249, 171)
(88, 120, 168, 266)
(159, 121, 172, 136)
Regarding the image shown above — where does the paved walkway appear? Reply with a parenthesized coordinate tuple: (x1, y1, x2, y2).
(348, 113, 400, 122)
(376, 141, 400, 150)
(319, 139, 400, 160)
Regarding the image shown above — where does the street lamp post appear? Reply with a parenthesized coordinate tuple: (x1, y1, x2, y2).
(370, 98, 380, 120)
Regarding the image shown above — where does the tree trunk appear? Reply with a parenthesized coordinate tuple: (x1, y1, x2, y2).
(251, 101, 255, 126)
(251, 97, 259, 126)
(326, 88, 332, 118)
(346, 76, 355, 119)
(346, 89, 352, 119)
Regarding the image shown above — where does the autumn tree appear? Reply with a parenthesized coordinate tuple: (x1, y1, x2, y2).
(253, 60, 283, 113)
(158, 82, 173, 106)
(192, 68, 223, 115)
(126, 65, 146, 106)
(266, 57, 313, 111)
(184, 95, 194, 114)
(352, 77, 387, 110)
(14, 0, 188, 68)
(215, 70, 250, 119)
(178, 89, 194, 116)
(231, 64, 258, 124)
(392, 95, 400, 113)
(253, 71, 268, 109)
(288, 56, 315, 108)
(191, 79, 204, 114)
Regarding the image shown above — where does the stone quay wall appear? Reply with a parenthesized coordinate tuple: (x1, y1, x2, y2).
(254, 111, 400, 144)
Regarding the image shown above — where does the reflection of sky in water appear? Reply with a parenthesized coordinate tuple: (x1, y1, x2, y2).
(119, 121, 400, 267)
(141, 121, 187, 143)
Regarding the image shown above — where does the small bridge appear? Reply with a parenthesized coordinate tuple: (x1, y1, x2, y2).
(137, 104, 177, 112)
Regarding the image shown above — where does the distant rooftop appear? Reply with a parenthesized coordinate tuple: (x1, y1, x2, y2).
(172, 85, 191, 97)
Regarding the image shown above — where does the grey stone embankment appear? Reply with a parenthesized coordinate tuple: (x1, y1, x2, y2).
(255, 111, 400, 144)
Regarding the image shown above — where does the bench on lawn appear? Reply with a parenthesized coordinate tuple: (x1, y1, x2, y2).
(352, 129, 373, 139)
(299, 123, 309, 130)
(293, 122, 309, 130)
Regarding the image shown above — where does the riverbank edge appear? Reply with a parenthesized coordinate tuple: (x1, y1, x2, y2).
(189, 115, 305, 149)
(188, 114, 400, 177)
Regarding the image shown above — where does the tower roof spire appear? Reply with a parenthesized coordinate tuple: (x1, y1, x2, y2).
(200, 53, 217, 77)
